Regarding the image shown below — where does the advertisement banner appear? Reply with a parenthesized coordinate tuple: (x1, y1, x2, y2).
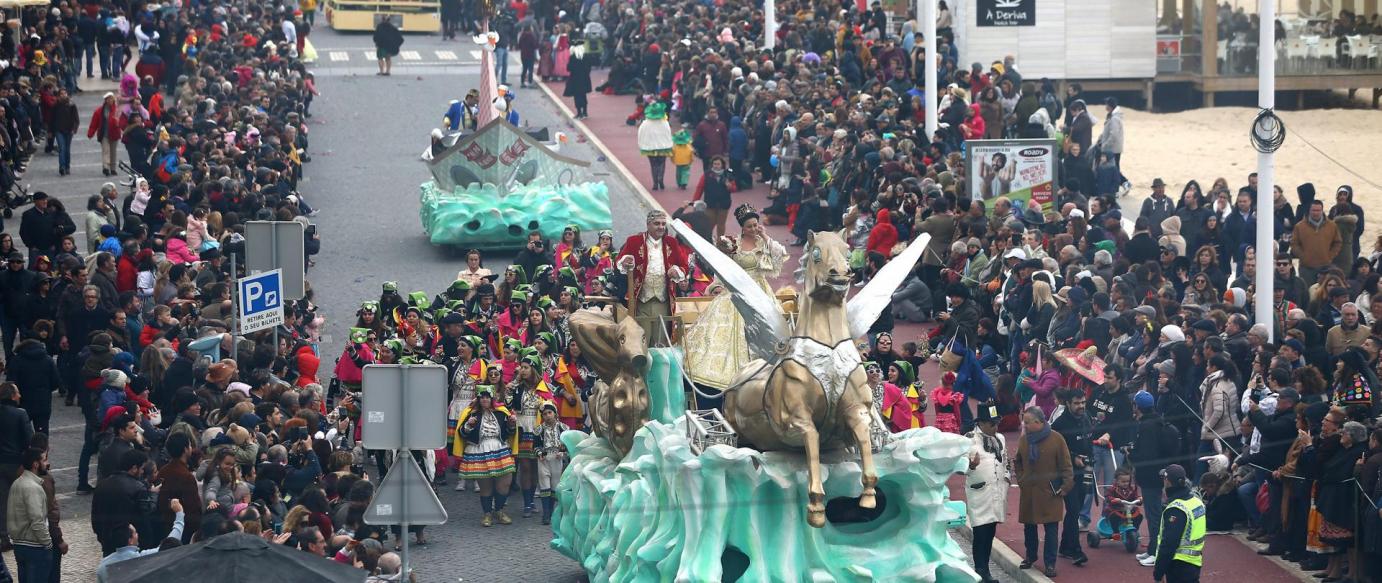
(965, 139, 1059, 213)
(977, 0, 1035, 27)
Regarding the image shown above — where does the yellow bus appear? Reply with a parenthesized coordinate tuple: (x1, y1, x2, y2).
(323, 0, 441, 33)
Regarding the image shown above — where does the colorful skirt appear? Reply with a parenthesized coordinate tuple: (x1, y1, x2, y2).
(460, 447, 516, 479)
(517, 430, 537, 459)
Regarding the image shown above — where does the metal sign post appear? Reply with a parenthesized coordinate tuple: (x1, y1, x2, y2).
(360, 364, 449, 581)
(1254, 0, 1277, 342)
(245, 221, 306, 300)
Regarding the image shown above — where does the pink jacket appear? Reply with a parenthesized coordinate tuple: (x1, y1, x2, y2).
(333, 343, 374, 385)
(165, 238, 199, 263)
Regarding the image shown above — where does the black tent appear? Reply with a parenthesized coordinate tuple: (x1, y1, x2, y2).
(104, 532, 366, 583)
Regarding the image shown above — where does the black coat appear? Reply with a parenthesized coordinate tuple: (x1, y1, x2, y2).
(564, 53, 592, 96)
(9, 339, 58, 417)
(0, 400, 33, 465)
(19, 206, 57, 253)
(372, 22, 404, 55)
(1244, 406, 1296, 470)
(90, 472, 157, 550)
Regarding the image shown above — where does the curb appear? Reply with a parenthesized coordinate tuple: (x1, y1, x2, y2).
(533, 79, 662, 214)
(955, 524, 1052, 583)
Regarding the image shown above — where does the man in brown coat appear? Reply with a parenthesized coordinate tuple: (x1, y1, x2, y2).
(1289, 199, 1341, 287)
(1013, 407, 1073, 578)
(154, 433, 201, 543)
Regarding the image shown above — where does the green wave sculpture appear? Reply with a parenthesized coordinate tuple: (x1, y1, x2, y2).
(419, 180, 614, 249)
(552, 420, 980, 582)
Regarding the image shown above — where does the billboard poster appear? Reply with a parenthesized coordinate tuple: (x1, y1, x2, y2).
(977, 0, 1035, 27)
(965, 139, 1059, 214)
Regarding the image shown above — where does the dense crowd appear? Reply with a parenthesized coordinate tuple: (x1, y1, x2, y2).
(519, 0, 1382, 582)
(0, 0, 438, 581)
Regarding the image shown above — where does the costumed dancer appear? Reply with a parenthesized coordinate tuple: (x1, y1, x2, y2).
(507, 354, 555, 518)
(453, 386, 518, 527)
(447, 336, 487, 489)
(888, 360, 928, 428)
(933, 372, 966, 433)
(616, 210, 690, 346)
(533, 402, 567, 525)
(637, 102, 673, 190)
(581, 230, 614, 295)
(866, 362, 914, 432)
(683, 203, 786, 390)
(671, 129, 694, 189)
(555, 225, 585, 278)
(965, 402, 1010, 583)
(555, 339, 593, 429)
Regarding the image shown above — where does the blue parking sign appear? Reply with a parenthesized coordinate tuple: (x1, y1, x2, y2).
(238, 269, 284, 334)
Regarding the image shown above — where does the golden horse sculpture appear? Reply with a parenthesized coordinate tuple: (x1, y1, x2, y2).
(568, 307, 651, 457)
(672, 221, 930, 528)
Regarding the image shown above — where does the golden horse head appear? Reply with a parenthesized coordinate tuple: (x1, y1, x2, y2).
(569, 307, 650, 457)
(802, 231, 852, 303)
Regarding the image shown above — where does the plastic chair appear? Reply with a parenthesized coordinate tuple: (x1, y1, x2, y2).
(1320, 37, 1338, 69)
(1285, 38, 1308, 72)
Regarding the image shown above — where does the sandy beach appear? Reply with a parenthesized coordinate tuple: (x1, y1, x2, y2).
(1116, 105, 1382, 244)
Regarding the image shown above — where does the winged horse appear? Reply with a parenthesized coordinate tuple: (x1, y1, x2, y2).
(672, 220, 930, 528)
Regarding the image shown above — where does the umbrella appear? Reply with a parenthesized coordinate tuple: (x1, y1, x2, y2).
(105, 532, 365, 583)
(1054, 345, 1106, 386)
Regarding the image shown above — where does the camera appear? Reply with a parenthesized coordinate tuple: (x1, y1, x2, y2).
(285, 426, 309, 443)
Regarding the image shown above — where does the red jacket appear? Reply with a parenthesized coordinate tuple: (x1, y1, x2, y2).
(87, 104, 123, 142)
(116, 255, 138, 292)
(616, 232, 689, 314)
(866, 209, 899, 256)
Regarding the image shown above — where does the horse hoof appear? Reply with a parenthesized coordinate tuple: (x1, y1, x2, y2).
(859, 492, 877, 509)
(807, 510, 826, 528)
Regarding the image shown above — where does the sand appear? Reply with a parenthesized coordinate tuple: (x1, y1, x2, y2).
(1115, 105, 1382, 243)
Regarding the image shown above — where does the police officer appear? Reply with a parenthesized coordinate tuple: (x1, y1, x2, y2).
(1152, 464, 1204, 583)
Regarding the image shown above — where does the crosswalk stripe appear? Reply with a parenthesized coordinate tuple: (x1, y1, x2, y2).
(363, 50, 375, 60)
(329, 51, 348, 61)
(469, 50, 481, 60)
(401, 50, 421, 60)
(435, 50, 457, 60)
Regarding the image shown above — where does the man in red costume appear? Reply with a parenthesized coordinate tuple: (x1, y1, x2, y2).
(617, 210, 689, 345)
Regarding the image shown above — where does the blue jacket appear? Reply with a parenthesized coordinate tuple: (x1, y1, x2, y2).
(728, 117, 748, 160)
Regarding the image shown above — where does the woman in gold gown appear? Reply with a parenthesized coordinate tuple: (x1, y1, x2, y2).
(684, 203, 787, 389)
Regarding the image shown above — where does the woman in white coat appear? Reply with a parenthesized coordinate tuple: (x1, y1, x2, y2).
(965, 402, 1009, 583)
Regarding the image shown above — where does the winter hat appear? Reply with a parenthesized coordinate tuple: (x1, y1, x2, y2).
(226, 381, 252, 397)
(100, 405, 128, 432)
(1224, 287, 1248, 308)
(101, 369, 129, 387)
(1283, 338, 1306, 355)
(1191, 319, 1218, 334)
(239, 412, 263, 429)
(1154, 360, 1177, 376)
(673, 129, 692, 145)
(645, 101, 668, 120)
(1160, 325, 1185, 343)
(174, 391, 200, 414)
(1134, 390, 1156, 410)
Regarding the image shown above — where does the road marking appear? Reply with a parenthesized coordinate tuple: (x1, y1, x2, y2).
(469, 50, 481, 60)
(363, 50, 376, 61)
(49, 465, 78, 473)
(50, 423, 85, 432)
(401, 50, 421, 60)
(330, 51, 349, 62)
(435, 50, 457, 60)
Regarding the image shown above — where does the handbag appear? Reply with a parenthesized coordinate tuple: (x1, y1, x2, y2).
(938, 335, 963, 372)
(1255, 481, 1270, 515)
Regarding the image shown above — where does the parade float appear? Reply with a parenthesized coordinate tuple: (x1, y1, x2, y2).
(419, 118, 613, 249)
(554, 227, 979, 583)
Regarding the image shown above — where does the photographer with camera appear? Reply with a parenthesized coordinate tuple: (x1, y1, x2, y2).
(279, 419, 322, 499)
(1050, 388, 1093, 567)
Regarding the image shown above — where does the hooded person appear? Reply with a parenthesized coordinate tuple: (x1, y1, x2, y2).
(866, 208, 899, 257)
(1158, 215, 1186, 257)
